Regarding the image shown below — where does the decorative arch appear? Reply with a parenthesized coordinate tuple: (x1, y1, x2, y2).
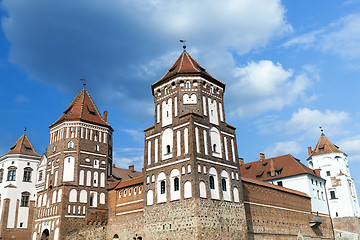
(209, 167, 219, 199)
(210, 127, 222, 158)
(162, 128, 173, 160)
(69, 189, 77, 202)
(233, 187, 240, 202)
(199, 181, 206, 198)
(80, 190, 87, 203)
(170, 169, 180, 201)
(221, 170, 231, 201)
(157, 172, 167, 203)
(147, 190, 154, 206)
(184, 181, 192, 199)
(57, 189, 62, 202)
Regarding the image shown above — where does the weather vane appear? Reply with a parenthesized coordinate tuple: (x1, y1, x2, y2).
(180, 40, 187, 50)
(80, 78, 86, 87)
(319, 126, 323, 133)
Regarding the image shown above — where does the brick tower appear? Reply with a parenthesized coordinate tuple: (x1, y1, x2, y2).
(32, 85, 113, 240)
(143, 50, 247, 239)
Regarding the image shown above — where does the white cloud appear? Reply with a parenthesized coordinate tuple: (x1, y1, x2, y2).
(1, 0, 291, 120)
(283, 108, 350, 136)
(119, 129, 144, 143)
(15, 94, 29, 105)
(338, 136, 360, 162)
(284, 13, 360, 59)
(227, 60, 311, 118)
(264, 141, 302, 157)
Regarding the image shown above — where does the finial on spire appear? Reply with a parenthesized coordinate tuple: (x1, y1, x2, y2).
(24, 126, 27, 133)
(80, 78, 86, 88)
(180, 40, 187, 50)
(319, 126, 324, 135)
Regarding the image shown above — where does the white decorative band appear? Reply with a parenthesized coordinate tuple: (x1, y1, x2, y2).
(47, 152, 61, 159)
(116, 199, 144, 207)
(194, 122, 209, 129)
(115, 209, 144, 216)
(80, 151, 106, 158)
(34, 215, 60, 222)
(173, 122, 190, 130)
(147, 158, 190, 171)
(197, 157, 238, 169)
(221, 131, 234, 138)
(65, 215, 86, 218)
(146, 133, 161, 140)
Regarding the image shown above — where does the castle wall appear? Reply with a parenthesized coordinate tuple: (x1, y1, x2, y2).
(242, 178, 334, 240)
(332, 217, 360, 239)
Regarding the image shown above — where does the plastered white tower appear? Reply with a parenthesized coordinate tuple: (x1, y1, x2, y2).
(307, 133, 360, 219)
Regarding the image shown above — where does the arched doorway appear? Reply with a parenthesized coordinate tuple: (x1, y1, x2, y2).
(41, 229, 50, 240)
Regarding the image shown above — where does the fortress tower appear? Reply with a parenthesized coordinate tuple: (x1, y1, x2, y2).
(32, 86, 113, 240)
(143, 50, 248, 239)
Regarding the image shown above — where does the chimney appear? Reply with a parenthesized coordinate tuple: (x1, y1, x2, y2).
(260, 153, 265, 162)
(129, 165, 134, 172)
(103, 110, 108, 122)
(270, 158, 275, 177)
(308, 147, 312, 156)
(239, 158, 244, 166)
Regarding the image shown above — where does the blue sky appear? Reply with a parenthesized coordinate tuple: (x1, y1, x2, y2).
(1, 0, 360, 197)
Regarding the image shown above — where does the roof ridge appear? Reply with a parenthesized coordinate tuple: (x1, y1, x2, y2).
(177, 51, 185, 73)
(185, 51, 199, 72)
(85, 88, 106, 122)
(65, 91, 81, 120)
(80, 88, 85, 119)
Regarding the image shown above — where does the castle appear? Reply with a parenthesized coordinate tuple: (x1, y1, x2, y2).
(0, 49, 358, 239)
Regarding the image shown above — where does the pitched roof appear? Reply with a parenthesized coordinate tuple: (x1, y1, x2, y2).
(6, 134, 40, 157)
(108, 166, 143, 190)
(50, 87, 111, 129)
(308, 133, 343, 159)
(240, 154, 321, 181)
(151, 51, 225, 92)
(241, 176, 310, 199)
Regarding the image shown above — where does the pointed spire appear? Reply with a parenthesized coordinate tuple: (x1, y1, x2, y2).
(50, 87, 111, 129)
(308, 133, 343, 159)
(7, 134, 40, 157)
(152, 50, 225, 92)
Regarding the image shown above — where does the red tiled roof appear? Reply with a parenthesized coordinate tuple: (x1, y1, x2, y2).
(6, 134, 40, 157)
(114, 176, 143, 190)
(112, 166, 143, 181)
(50, 87, 111, 129)
(241, 176, 310, 198)
(151, 51, 225, 92)
(240, 154, 321, 181)
(308, 133, 343, 159)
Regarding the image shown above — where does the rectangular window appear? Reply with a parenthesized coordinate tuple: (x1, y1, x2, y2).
(20, 194, 29, 207)
(221, 178, 227, 191)
(326, 171, 331, 176)
(330, 190, 336, 199)
(38, 171, 43, 181)
(161, 181, 166, 194)
(174, 178, 179, 191)
(209, 176, 215, 189)
(7, 170, 16, 181)
(23, 169, 32, 182)
(0, 170, 3, 183)
(277, 181, 283, 187)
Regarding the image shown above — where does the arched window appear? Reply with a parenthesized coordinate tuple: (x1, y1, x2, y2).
(186, 81, 190, 88)
(170, 169, 180, 201)
(100, 193, 105, 204)
(209, 167, 219, 199)
(52, 190, 57, 204)
(199, 181, 206, 198)
(210, 127, 222, 158)
(20, 192, 30, 207)
(7, 167, 16, 181)
(80, 190, 87, 203)
(89, 192, 97, 207)
(233, 187, 240, 202)
(166, 145, 171, 154)
(79, 170, 85, 185)
(157, 172, 167, 203)
(86, 171, 91, 186)
(162, 129, 173, 160)
(37, 195, 42, 207)
(93, 172, 98, 187)
(113, 234, 119, 240)
(42, 193, 47, 206)
(221, 170, 231, 201)
(165, 87, 169, 95)
(93, 159, 99, 169)
(57, 189, 62, 202)
(174, 178, 179, 191)
(147, 190, 154, 206)
(100, 172, 105, 188)
(69, 189, 77, 202)
(184, 181, 192, 199)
